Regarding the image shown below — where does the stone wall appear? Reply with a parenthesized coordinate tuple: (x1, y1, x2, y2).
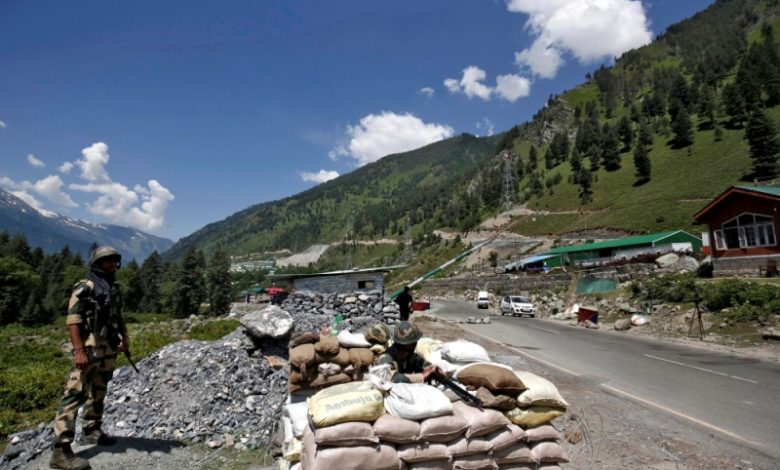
(712, 255, 780, 277)
(281, 290, 403, 325)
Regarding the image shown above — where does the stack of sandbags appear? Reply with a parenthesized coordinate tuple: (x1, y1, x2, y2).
(288, 329, 385, 392)
(417, 339, 492, 375)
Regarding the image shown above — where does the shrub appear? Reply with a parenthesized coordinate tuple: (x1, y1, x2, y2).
(721, 303, 763, 323)
(188, 320, 240, 341)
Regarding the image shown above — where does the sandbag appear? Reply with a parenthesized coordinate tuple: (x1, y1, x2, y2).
(281, 416, 294, 444)
(290, 344, 316, 369)
(307, 381, 384, 427)
(513, 371, 568, 409)
(289, 365, 317, 384)
(289, 331, 320, 348)
(505, 406, 564, 428)
(485, 425, 526, 452)
(349, 348, 375, 370)
(451, 456, 498, 470)
(309, 372, 352, 388)
(493, 443, 535, 465)
(440, 340, 490, 363)
(426, 350, 460, 375)
(337, 330, 371, 348)
(418, 413, 469, 443)
(314, 334, 341, 356)
(416, 338, 443, 361)
(314, 421, 378, 447)
(398, 442, 450, 463)
(531, 442, 569, 463)
(283, 436, 302, 462)
(302, 424, 399, 470)
(317, 362, 342, 377)
(405, 462, 453, 470)
(447, 436, 493, 458)
(475, 387, 517, 411)
(283, 402, 309, 438)
(452, 400, 509, 438)
(373, 414, 420, 444)
(456, 364, 526, 394)
(385, 383, 453, 420)
(316, 348, 351, 368)
(524, 425, 560, 443)
(370, 344, 387, 355)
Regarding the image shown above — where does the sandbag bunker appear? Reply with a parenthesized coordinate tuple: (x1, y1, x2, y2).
(279, 327, 570, 470)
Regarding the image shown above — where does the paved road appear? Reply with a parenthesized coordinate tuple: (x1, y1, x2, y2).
(430, 299, 780, 460)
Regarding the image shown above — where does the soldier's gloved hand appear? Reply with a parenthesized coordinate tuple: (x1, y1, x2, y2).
(117, 336, 129, 353)
(74, 349, 89, 370)
(422, 366, 438, 382)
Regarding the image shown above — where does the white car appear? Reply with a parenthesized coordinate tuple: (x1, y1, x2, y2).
(476, 291, 490, 309)
(500, 295, 536, 317)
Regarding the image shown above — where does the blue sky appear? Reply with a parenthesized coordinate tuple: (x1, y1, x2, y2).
(0, 0, 714, 241)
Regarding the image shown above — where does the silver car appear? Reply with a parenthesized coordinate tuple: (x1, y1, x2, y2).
(500, 295, 536, 317)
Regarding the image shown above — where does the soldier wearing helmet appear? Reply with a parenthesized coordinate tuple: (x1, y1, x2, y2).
(375, 321, 445, 383)
(50, 246, 128, 470)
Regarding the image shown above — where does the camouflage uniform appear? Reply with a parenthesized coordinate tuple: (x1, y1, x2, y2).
(52, 250, 124, 447)
(374, 321, 429, 383)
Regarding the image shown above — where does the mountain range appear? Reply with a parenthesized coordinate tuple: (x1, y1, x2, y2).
(0, 188, 174, 262)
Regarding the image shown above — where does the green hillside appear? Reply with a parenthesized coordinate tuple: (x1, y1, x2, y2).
(166, 0, 780, 264)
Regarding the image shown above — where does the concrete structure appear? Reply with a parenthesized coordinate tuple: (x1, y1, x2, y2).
(694, 185, 780, 275)
(268, 266, 404, 294)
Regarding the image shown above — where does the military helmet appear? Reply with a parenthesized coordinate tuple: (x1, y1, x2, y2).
(90, 246, 122, 267)
(365, 323, 391, 345)
(393, 321, 422, 345)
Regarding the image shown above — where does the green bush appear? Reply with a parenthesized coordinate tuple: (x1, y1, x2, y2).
(702, 279, 753, 311)
(188, 320, 240, 341)
(721, 303, 763, 323)
(0, 362, 64, 411)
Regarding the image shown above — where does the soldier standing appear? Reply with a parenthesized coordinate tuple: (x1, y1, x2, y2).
(50, 246, 129, 470)
(394, 286, 414, 322)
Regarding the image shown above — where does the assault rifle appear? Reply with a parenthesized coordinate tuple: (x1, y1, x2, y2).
(426, 371, 483, 409)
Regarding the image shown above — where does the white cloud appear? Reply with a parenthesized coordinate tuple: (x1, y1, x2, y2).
(33, 175, 77, 208)
(27, 154, 45, 168)
(508, 0, 652, 78)
(11, 190, 42, 208)
(299, 170, 340, 184)
(329, 112, 455, 166)
(76, 142, 111, 182)
(495, 74, 532, 102)
(419, 87, 435, 97)
(0, 120, 6, 128)
(0, 175, 22, 190)
(59, 162, 74, 174)
(70, 179, 174, 231)
(476, 118, 495, 137)
(444, 66, 493, 101)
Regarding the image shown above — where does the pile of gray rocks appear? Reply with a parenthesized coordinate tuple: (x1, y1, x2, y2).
(281, 290, 402, 324)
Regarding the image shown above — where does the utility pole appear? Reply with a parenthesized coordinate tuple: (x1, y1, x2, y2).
(402, 218, 413, 263)
(344, 210, 355, 269)
(502, 150, 515, 211)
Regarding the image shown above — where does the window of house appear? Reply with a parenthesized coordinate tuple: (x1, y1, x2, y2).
(713, 213, 776, 249)
(358, 280, 375, 289)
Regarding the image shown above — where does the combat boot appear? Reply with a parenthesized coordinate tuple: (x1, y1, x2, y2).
(80, 427, 117, 446)
(49, 444, 90, 470)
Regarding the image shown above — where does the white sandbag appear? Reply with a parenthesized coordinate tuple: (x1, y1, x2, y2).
(282, 416, 294, 444)
(631, 314, 649, 326)
(318, 362, 342, 377)
(337, 329, 372, 348)
(514, 371, 569, 409)
(385, 383, 453, 420)
(440, 340, 491, 364)
(427, 350, 460, 375)
(416, 337, 443, 361)
(283, 402, 309, 438)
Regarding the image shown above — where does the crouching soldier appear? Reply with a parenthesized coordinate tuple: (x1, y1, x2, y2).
(50, 246, 129, 470)
(375, 321, 444, 383)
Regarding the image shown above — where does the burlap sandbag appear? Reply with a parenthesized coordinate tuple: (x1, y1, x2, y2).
(307, 381, 384, 427)
(373, 414, 420, 444)
(290, 344, 316, 369)
(493, 443, 535, 465)
(398, 442, 450, 463)
(314, 421, 378, 447)
(456, 364, 526, 394)
(289, 331, 320, 348)
(475, 387, 517, 411)
(496, 466, 535, 470)
(349, 347, 375, 370)
(418, 413, 469, 443)
(302, 424, 399, 470)
(485, 425, 526, 452)
(452, 400, 510, 438)
(289, 364, 316, 384)
(447, 436, 493, 458)
(316, 348, 351, 368)
(451, 456, 498, 470)
(405, 462, 452, 470)
(307, 372, 352, 389)
(513, 371, 568, 409)
(524, 425, 560, 443)
(504, 406, 565, 428)
(314, 334, 341, 356)
(531, 442, 569, 464)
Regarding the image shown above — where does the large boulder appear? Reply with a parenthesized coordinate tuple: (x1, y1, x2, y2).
(240, 305, 294, 339)
(614, 318, 632, 331)
(655, 253, 679, 268)
(671, 255, 700, 273)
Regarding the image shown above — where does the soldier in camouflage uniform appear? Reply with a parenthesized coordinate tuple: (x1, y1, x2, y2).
(375, 321, 443, 383)
(50, 247, 129, 470)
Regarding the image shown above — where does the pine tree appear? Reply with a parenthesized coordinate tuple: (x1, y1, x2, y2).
(527, 146, 538, 173)
(617, 116, 634, 152)
(207, 249, 232, 316)
(120, 260, 143, 312)
(697, 85, 716, 128)
(671, 107, 693, 147)
(577, 168, 593, 204)
(173, 248, 206, 318)
(745, 109, 780, 178)
(139, 251, 165, 313)
(544, 148, 554, 170)
(638, 119, 654, 147)
(722, 82, 747, 126)
(633, 140, 652, 184)
(601, 123, 621, 171)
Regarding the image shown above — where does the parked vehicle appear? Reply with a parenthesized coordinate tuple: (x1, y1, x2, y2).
(500, 295, 536, 317)
(476, 290, 490, 309)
